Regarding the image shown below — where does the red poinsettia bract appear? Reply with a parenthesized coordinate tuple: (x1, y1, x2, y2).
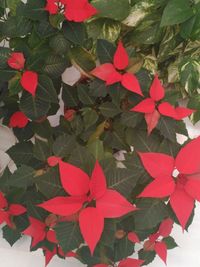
(91, 42, 143, 96)
(137, 136, 200, 229)
(144, 218, 174, 264)
(45, 0, 97, 22)
(38, 160, 136, 254)
(131, 75, 194, 134)
(0, 192, 26, 228)
(9, 111, 29, 128)
(7, 52, 38, 96)
(23, 217, 57, 248)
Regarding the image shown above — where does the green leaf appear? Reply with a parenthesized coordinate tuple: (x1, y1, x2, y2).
(33, 138, 51, 162)
(99, 102, 121, 118)
(7, 0, 21, 14)
(96, 39, 116, 63)
(8, 75, 22, 96)
(134, 199, 169, 230)
(35, 168, 65, 198)
(35, 21, 57, 38)
(114, 236, 135, 262)
(89, 78, 107, 97)
(62, 21, 87, 45)
(138, 249, 156, 265)
(77, 84, 95, 105)
(163, 236, 178, 249)
(62, 83, 79, 107)
(91, 0, 131, 21)
(82, 108, 98, 129)
(44, 54, 70, 77)
(37, 75, 58, 104)
(49, 33, 69, 55)
(7, 141, 33, 166)
(2, 225, 21, 246)
(32, 120, 52, 139)
(55, 222, 83, 253)
(106, 168, 138, 196)
(7, 165, 35, 188)
(53, 134, 76, 157)
(87, 139, 104, 160)
(156, 117, 177, 143)
(161, 0, 194, 26)
(17, 0, 47, 21)
(0, 47, 11, 69)
(100, 219, 116, 247)
(0, 70, 17, 82)
(120, 112, 143, 128)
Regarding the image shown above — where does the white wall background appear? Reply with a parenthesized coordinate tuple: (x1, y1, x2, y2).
(0, 67, 200, 267)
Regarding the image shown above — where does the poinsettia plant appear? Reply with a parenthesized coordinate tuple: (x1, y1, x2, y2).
(0, 0, 200, 267)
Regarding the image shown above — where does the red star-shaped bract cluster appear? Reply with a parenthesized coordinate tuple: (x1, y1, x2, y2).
(144, 218, 174, 264)
(131, 75, 195, 134)
(38, 160, 136, 254)
(7, 52, 38, 96)
(9, 111, 29, 128)
(0, 192, 26, 228)
(138, 136, 200, 229)
(45, 0, 97, 22)
(91, 41, 143, 96)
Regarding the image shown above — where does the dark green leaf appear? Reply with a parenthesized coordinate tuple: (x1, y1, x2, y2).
(7, 165, 35, 188)
(2, 225, 21, 246)
(96, 39, 115, 63)
(7, 141, 33, 165)
(53, 134, 76, 157)
(62, 21, 87, 46)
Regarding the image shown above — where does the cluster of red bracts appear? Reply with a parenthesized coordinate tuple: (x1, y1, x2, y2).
(45, 0, 97, 22)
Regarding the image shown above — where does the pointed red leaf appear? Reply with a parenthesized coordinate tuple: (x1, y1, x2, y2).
(0, 192, 8, 209)
(0, 210, 11, 227)
(9, 111, 29, 128)
(79, 207, 104, 254)
(20, 71, 38, 96)
(145, 110, 160, 135)
(154, 241, 167, 264)
(45, 0, 58, 14)
(121, 73, 143, 96)
(138, 177, 175, 198)
(9, 204, 26, 216)
(59, 160, 90, 196)
(128, 232, 140, 243)
(138, 152, 175, 178)
(150, 75, 165, 101)
(113, 41, 129, 70)
(23, 217, 46, 247)
(106, 70, 122, 85)
(7, 52, 25, 70)
(46, 229, 57, 244)
(65, 0, 97, 22)
(170, 187, 194, 229)
(158, 102, 177, 119)
(44, 247, 57, 267)
(91, 63, 119, 82)
(175, 107, 195, 120)
(47, 156, 62, 167)
(66, 251, 77, 258)
(96, 189, 136, 218)
(89, 161, 107, 200)
(118, 258, 144, 267)
(159, 218, 174, 237)
(130, 98, 155, 113)
(38, 196, 85, 216)
(175, 136, 200, 174)
(185, 179, 200, 202)
(149, 233, 160, 243)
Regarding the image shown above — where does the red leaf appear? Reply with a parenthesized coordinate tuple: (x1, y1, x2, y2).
(79, 207, 104, 254)
(65, 0, 97, 22)
(9, 204, 26, 216)
(38, 196, 85, 216)
(154, 241, 167, 264)
(20, 71, 38, 96)
(175, 137, 200, 174)
(0, 210, 11, 227)
(174, 107, 195, 120)
(138, 177, 175, 198)
(185, 179, 200, 202)
(9, 111, 29, 128)
(96, 189, 136, 218)
(59, 160, 90, 196)
(145, 110, 160, 135)
(45, 0, 58, 14)
(89, 161, 107, 200)
(23, 217, 46, 247)
(106, 71, 122, 85)
(47, 156, 62, 167)
(113, 41, 129, 70)
(91, 63, 119, 82)
(138, 152, 175, 178)
(131, 98, 155, 113)
(128, 232, 140, 243)
(158, 102, 177, 119)
(46, 229, 58, 244)
(7, 52, 25, 70)
(118, 258, 144, 267)
(150, 75, 165, 101)
(159, 218, 174, 237)
(121, 73, 143, 95)
(44, 247, 57, 267)
(170, 187, 194, 229)
(0, 192, 8, 209)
